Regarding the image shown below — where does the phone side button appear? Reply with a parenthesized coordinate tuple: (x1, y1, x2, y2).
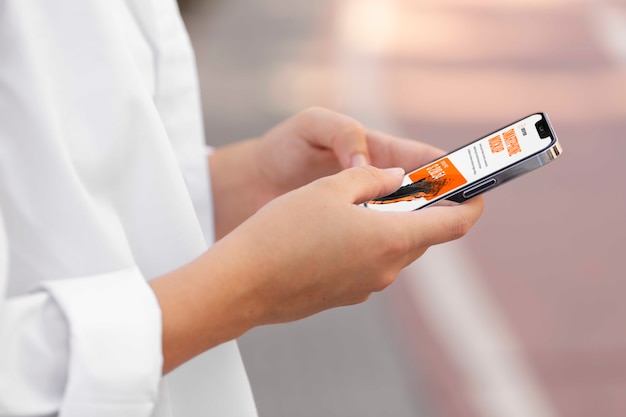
(462, 178, 497, 199)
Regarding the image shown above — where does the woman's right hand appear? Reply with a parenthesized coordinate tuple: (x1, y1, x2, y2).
(152, 165, 484, 373)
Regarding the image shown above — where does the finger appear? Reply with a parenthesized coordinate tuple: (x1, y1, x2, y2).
(318, 166, 405, 204)
(402, 196, 485, 247)
(293, 107, 370, 169)
(366, 130, 446, 171)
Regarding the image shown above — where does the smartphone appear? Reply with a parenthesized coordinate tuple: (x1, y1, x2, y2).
(364, 112, 562, 212)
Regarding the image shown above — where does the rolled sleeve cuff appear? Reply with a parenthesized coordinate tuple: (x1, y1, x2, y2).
(41, 267, 162, 417)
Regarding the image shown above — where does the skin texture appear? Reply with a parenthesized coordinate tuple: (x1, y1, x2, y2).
(149, 108, 484, 373)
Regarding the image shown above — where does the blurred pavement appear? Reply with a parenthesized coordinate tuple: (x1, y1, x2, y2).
(182, 0, 626, 416)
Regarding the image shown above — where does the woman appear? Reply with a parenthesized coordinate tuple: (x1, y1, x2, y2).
(0, 1, 483, 416)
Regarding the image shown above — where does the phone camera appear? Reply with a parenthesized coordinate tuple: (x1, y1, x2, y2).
(535, 119, 550, 138)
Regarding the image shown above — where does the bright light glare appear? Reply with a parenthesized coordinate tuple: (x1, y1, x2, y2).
(337, 0, 399, 54)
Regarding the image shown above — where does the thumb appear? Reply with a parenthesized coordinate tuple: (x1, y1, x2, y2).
(323, 166, 405, 204)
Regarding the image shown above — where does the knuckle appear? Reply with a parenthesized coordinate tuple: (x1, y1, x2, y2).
(343, 292, 371, 307)
(338, 119, 365, 137)
(372, 271, 397, 292)
(378, 229, 411, 260)
(356, 293, 372, 305)
(298, 106, 331, 121)
(449, 211, 472, 240)
(337, 165, 382, 191)
(359, 165, 384, 181)
(299, 107, 364, 136)
(334, 120, 366, 149)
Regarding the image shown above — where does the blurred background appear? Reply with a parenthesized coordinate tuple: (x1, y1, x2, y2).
(180, 0, 626, 416)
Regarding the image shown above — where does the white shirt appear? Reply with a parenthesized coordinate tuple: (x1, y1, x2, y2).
(0, 0, 257, 416)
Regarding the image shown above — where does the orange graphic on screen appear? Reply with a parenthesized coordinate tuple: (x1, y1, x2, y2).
(503, 128, 521, 156)
(368, 158, 468, 205)
(489, 135, 504, 154)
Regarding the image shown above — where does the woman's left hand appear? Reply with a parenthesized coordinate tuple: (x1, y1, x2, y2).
(209, 107, 445, 238)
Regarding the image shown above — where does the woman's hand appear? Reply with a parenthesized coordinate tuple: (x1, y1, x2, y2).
(152, 165, 483, 373)
(209, 107, 445, 239)
(215, 166, 483, 324)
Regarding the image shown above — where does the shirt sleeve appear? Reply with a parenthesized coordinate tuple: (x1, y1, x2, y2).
(0, 268, 163, 417)
(0, 206, 163, 417)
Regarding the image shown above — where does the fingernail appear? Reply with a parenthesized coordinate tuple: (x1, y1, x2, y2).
(384, 167, 405, 177)
(351, 153, 368, 167)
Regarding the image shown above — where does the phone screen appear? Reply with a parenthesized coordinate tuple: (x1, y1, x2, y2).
(365, 114, 554, 211)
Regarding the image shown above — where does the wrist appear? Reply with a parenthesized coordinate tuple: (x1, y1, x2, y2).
(150, 246, 263, 374)
(209, 139, 268, 239)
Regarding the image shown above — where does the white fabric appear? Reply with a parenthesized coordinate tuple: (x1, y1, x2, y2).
(0, 0, 257, 416)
